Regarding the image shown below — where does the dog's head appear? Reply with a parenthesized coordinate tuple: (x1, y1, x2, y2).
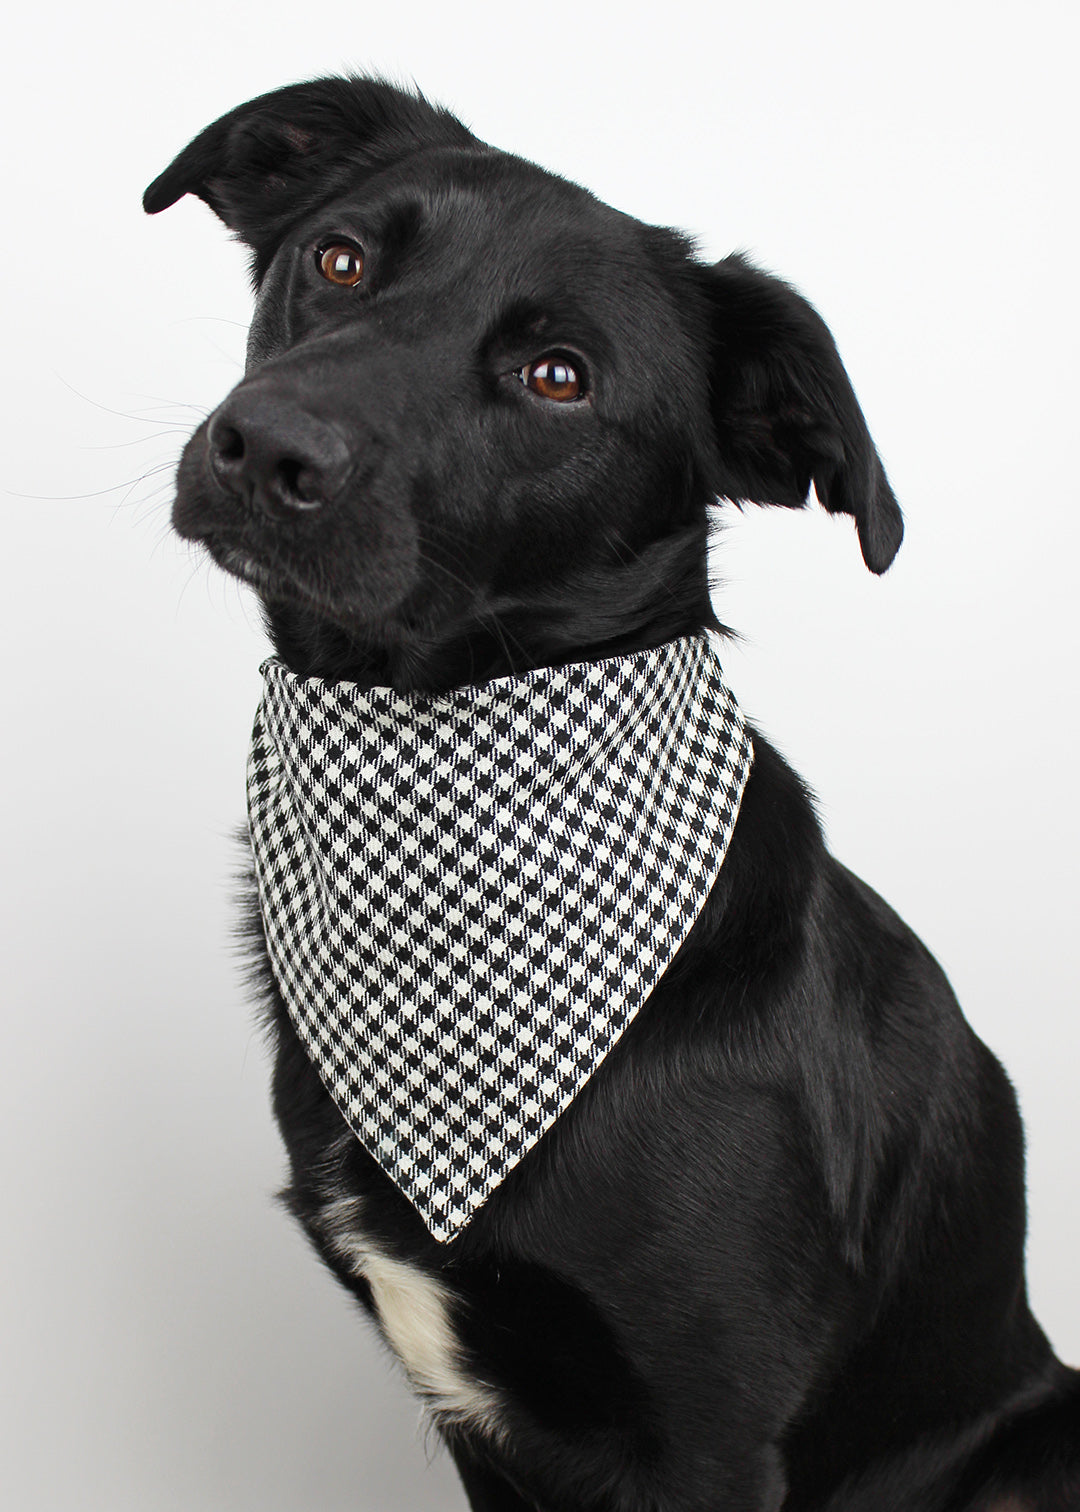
(146, 76, 902, 689)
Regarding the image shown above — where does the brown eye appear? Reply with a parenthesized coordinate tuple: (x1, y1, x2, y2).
(317, 242, 364, 287)
(520, 355, 585, 402)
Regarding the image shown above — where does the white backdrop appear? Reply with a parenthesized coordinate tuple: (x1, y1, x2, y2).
(2, 4, 1077, 1509)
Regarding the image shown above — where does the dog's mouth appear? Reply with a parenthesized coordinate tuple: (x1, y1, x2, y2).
(184, 494, 442, 648)
(204, 544, 269, 589)
(199, 533, 367, 625)
(172, 424, 334, 608)
(206, 541, 285, 595)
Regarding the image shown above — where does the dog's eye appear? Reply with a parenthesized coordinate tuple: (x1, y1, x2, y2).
(519, 356, 585, 402)
(317, 242, 365, 287)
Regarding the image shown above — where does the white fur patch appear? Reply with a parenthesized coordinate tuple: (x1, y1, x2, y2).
(316, 1188, 504, 1438)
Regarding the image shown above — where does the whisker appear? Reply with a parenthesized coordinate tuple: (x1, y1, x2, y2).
(115, 475, 177, 527)
(9, 460, 178, 504)
(171, 315, 249, 330)
(127, 397, 212, 417)
(50, 372, 200, 427)
(412, 546, 473, 597)
(415, 531, 532, 675)
(81, 429, 192, 450)
(174, 550, 208, 616)
(604, 526, 680, 607)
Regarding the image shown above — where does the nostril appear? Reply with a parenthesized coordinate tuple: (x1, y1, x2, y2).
(207, 415, 248, 492)
(214, 424, 245, 463)
(277, 457, 322, 508)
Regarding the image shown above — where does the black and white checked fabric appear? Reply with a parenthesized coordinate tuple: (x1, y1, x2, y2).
(247, 635, 752, 1242)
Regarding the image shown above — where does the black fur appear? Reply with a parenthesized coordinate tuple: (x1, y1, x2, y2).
(147, 77, 1079, 1512)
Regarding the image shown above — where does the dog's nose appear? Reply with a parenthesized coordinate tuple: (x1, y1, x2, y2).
(207, 392, 353, 515)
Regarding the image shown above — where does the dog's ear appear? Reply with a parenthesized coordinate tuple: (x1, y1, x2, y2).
(700, 253, 903, 573)
(143, 76, 476, 256)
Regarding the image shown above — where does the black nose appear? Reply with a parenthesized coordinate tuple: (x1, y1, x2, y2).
(206, 390, 353, 515)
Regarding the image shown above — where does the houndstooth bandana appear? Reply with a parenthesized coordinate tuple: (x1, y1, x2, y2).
(247, 635, 752, 1242)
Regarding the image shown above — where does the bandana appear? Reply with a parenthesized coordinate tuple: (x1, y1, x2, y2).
(247, 635, 752, 1242)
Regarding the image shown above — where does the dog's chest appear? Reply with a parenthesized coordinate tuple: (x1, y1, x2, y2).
(313, 1176, 504, 1437)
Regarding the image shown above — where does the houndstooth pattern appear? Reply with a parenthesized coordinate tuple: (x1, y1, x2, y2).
(246, 635, 752, 1242)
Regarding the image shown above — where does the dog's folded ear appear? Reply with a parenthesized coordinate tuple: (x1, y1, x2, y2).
(701, 254, 903, 573)
(143, 76, 475, 258)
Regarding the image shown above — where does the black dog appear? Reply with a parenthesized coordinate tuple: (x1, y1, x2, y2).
(145, 78, 1079, 1512)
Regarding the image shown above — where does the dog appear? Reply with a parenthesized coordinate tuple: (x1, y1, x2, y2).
(144, 77, 1079, 1512)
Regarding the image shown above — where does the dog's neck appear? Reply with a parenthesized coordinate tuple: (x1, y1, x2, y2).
(260, 603, 719, 694)
(260, 526, 719, 694)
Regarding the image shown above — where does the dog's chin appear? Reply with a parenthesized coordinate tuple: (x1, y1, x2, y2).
(200, 536, 408, 634)
(172, 479, 426, 639)
(207, 543, 280, 595)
